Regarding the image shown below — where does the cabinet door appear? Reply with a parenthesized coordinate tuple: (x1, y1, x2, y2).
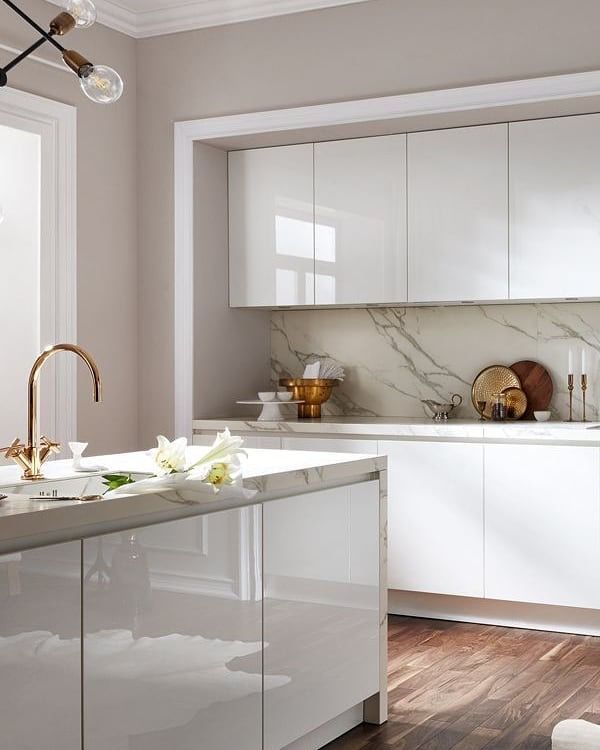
(0, 541, 81, 749)
(314, 135, 407, 305)
(510, 114, 600, 299)
(194, 433, 281, 449)
(281, 436, 376, 454)
(408, 124, 508, 302)
(84, 508, 263, 750)
(380, 440, 484, 597)
(264, 482, 380, 749)
(229, 144, 314, 307)
(485, 444, 600, 609)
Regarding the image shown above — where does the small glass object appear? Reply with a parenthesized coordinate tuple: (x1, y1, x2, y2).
(477, 400, 486, 420)
(491, 393, 507, 422)
(80, 65, 124, 104)
(63, 0, 97, 28)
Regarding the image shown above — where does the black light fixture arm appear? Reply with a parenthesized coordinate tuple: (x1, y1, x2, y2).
(0, 0, 124, 102)
(0, 0, 65, 53)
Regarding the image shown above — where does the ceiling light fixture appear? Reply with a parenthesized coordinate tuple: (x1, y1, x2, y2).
(0, 0, 123, 104)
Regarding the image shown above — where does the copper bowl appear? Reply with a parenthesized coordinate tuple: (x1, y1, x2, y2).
(279, 378, 339, 419)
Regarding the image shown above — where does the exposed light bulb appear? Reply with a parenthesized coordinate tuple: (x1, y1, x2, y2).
(62, 0, 97, 29)
(80, 65, 123, 104)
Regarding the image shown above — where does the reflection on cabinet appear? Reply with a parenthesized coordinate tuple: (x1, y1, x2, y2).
(314, 135, 407, 305)
(263, 482, 380, 750)
(485, 444, 600, 609)
(194, 433, 281, 450)
(229, 143, 314, 307)
(510, 114, 600, 300)
(83, 509, 263, 750)
(0, 541, 81, 750)
(280, 436, 376, 454)
(407, 124, 508, 302)
(381, 440, 484, 597)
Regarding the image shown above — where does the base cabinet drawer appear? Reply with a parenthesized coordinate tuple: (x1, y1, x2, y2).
(380, 440, 484, 598)
(485, 444, 600, 609)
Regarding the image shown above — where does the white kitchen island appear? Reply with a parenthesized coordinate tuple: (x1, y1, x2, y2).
(0, 447, 387, 750)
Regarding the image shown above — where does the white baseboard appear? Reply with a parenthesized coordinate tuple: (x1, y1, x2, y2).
(390, 590, 600, 636)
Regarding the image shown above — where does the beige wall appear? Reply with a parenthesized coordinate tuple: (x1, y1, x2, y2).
(1, 0, 138, 454)
(136, 0, 600, 443)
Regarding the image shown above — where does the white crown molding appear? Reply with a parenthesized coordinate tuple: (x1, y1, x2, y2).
(173, 70, 600, 440)
(49, 0, 372, 38)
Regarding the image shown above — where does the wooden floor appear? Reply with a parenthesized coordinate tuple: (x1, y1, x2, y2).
(326, 615, 600, 749)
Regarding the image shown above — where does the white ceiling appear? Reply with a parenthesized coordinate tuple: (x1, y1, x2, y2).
(50, 0, 373, 38)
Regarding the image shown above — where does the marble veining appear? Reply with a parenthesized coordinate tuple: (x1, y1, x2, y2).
(271, 303, 600, 420)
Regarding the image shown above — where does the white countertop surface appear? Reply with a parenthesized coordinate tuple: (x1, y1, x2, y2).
(193, 416, 600, 443)
(0, 447, 384, 555)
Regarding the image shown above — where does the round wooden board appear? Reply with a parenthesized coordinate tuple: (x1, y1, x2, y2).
(510, 360, 553, 419)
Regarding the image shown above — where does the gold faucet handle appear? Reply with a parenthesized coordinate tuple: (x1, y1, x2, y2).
(40, 436, 61, 455)
(4, 438, 25, 458)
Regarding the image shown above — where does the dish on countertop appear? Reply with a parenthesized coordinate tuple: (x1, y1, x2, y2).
(472, 365, 522, 420)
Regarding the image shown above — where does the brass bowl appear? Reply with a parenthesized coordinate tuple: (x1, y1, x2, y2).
(279, 378, 339, 419)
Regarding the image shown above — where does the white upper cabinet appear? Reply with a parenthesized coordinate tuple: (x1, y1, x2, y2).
(407, 124, 509, 303)
(229, 144, 314, 307)
(314, 135, 407, 305)
(509, 114, 600, 300)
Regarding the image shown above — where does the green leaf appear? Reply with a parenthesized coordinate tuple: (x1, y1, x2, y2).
(102, 473, 135, 494)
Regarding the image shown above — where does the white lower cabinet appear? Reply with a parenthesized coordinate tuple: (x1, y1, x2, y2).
(0, 541, 81, 750)
(485, 444, 600, 609)
(263, 482, 380, 749)
(379, 440, 484, 597)
(281, 436, 376, 454)
(194, 433, 282, 449)
(83, 508, 263, 750)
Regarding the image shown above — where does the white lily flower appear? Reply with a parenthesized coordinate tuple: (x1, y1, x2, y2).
(149, 435, 188, 476)
(187, 428, 247, 473)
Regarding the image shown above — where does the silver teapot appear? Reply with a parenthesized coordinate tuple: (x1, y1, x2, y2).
(421, 394, 463, 421)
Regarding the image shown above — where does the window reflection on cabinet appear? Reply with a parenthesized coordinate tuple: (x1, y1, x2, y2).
(0, 542, 81, 750)
(263, 482, 380, 749)
(83, 508, 265, 750)
(229, 144, 315, 307)
(314, 135, 407, 305)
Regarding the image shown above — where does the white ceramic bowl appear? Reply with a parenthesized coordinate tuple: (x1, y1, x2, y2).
(277, 391, 293, 402)
(258, 392, 276, 402)
(534, 411, 552, 422)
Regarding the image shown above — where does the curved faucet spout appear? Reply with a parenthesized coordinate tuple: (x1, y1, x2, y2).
(17, 343, 103, 479)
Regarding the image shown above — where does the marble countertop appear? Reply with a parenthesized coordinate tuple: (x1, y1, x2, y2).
(0, 448, 384, 555)
(194, 416, 600, 443)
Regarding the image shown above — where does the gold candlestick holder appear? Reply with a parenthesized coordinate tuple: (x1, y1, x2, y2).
(582, 373, 588, 422)
(568, 373, 574, 421)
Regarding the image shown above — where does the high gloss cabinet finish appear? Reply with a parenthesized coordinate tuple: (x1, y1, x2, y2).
(485, 444, 600, 609)
(263, 482, 380, 749)
(407, 124, 509, 303)
(83, 510, 264, 750)
(229, 144, 314, 307)
(314, 135, 408, 305)
(509, 114, 600, 300)
(0, 541, 81, 750)
(380, 440, 485, 597)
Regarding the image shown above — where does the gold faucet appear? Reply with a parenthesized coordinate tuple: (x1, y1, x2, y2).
(4, 344, 102, 480)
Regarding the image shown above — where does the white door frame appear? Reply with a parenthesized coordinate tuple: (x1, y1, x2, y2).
(0, 86, 77, 448)
(174, 69, 600, 440)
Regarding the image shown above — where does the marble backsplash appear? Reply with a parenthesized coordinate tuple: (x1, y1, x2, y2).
(270, 303, 600, 421)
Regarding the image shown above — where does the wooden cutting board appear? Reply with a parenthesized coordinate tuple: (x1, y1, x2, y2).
(510, 360, 553, 419)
